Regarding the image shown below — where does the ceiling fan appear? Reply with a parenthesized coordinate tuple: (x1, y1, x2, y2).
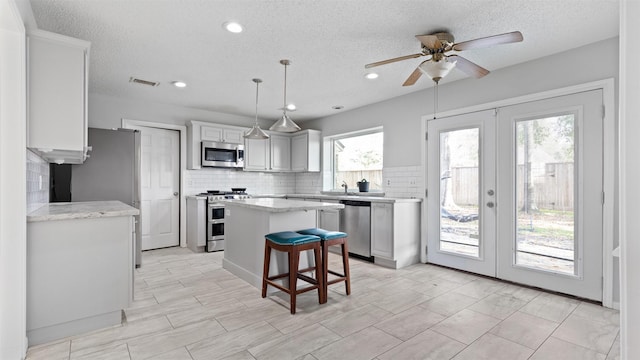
(365, 31, 523, 86)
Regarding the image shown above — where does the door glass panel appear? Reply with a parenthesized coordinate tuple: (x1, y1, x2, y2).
(515, 115, 576, 275)
(439, 128, 480, 257)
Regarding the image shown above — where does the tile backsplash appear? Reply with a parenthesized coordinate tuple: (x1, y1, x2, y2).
(27, 149, 49, 213)
(184, 168, 296, 195)
(382, 166, 424, 198)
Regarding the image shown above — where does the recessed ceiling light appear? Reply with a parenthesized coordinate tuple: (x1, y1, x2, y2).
(365, 73, 379, 80)
(172, 81, 187, 88)
(223, 21, 243, 33)
(332, 105, 344, 110)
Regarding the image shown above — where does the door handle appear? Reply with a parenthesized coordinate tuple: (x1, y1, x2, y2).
(173, 192, 179, 197)
(486, 202, 495, 208)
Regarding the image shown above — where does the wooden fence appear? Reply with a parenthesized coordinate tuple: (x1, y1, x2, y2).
(449, 163, 574, 210)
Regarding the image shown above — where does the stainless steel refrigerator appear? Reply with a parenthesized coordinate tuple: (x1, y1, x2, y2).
(70, 128, 142, 267)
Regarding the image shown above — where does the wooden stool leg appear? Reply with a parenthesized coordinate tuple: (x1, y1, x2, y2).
(289, 247, 299, 314)
(341, 241, 351, 296)
(322, 241, 329, 303)
(314, 244, 325, 304)
(261, 240, 271, 298)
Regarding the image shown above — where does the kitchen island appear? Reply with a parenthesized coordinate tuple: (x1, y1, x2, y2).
(27, 201, 138, 345)
(222, 198, 344, 291)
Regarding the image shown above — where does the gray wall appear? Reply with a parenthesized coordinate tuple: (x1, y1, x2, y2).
(88, 93, 259, 129)
(304, 37, 619, 167)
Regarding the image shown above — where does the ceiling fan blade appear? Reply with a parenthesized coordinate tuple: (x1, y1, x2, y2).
(415, 34, 441, 49)
(449, 55, 489, 78)
(452, 31, 523, 51)
(402, 66, 423, 86)
(365, 53, 424, 69)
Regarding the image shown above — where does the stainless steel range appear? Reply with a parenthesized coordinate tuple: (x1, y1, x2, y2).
(203, 189, 251, 252)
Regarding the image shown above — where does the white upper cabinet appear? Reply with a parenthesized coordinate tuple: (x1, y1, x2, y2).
(291, 129, 321, 172)
(27, 30, 90, 164)
(186, 120, 248, 169)
(270, 134, 291, 171)
(244, 137, 270, 171)
(244, 129, 321, 173)
(201, 126, 244, 144)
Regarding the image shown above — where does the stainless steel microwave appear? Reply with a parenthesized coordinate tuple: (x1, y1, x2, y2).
(201, 141, 244, 168)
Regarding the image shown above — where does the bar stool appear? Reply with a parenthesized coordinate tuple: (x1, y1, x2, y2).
(261, 231, 324, 314)
(296, 228, 351, 303)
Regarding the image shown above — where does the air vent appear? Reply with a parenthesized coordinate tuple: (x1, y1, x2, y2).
(129, 77, 160, 87)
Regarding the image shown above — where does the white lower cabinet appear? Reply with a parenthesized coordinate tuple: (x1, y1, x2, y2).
(319, 200, 341, 232)
(371, 201, 421, 269)
(187, 197, 206, 252)
(304, 198, 341, 231)
(371, 203, 394, 259)
(27, 215, 133, 345)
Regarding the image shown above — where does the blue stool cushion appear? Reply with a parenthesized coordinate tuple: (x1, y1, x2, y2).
(265, 231, 321, 245)
(297, 228, 347, 241)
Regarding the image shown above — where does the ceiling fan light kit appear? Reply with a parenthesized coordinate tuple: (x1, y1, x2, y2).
(244, 78, 270, 140)
(365, 30, 523, 86)
(270, 59, 301, 133)
(419, 56, 457, 84)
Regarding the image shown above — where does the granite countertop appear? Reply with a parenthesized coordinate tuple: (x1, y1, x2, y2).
(222, 198, 344, 213)
(284, 193, 422, 203)
(27, 201, 139, 222)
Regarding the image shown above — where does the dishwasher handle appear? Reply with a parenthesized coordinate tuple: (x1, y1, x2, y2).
(340, 200, 371, 207)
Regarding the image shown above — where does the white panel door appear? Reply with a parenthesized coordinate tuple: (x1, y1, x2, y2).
(427, 109, 497, 276)
(496, 90, 603, 300)
(137, 126, 180, 250)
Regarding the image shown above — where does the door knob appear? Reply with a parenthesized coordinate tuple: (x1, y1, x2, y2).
(486, 202, 495, 208)
(487, 189, 495, 196)
(173, 192, 179, 196)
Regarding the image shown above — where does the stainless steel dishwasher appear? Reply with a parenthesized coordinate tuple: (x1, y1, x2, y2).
(339, 200, 372, 260)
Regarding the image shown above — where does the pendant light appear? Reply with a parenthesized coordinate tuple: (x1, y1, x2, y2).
(244, 78, 270, 139)
(270, 59, 301, 132)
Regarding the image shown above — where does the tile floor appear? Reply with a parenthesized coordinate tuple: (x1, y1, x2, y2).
(26, 247, 620, 360)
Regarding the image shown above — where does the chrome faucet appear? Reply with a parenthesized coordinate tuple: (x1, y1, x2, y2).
(341, 181, 348, 194)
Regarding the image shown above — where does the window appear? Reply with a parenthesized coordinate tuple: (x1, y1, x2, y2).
(330, 129, 383, 191)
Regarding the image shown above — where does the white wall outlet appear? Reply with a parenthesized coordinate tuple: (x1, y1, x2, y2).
(387, 179, 391, 185)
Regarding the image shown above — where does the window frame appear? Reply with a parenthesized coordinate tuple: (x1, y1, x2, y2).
(324, 126, 384, 191)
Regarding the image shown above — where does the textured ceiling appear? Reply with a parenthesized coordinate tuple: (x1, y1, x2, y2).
(29, 0, 619, 123)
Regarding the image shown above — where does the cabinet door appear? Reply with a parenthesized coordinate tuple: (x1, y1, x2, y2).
(270, 135, 291, 171)
(28, 31, 89, 162)
(291, 133, 308, 171)
(223, 129, 244, 144)
(371, 203, 394, 258)
(319, 209, 341, 232)
(244, 138, 269, 171)
(201, 126, 223, 142)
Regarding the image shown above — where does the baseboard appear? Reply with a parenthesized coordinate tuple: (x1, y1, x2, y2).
(27, 310, 122, 346)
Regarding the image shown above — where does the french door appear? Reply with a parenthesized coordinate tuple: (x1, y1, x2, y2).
(427, 90, 604, 300)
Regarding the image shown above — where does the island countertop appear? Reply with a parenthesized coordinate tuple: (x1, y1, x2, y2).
(222, 198, 344, 213)
(27, 201, 139, 222)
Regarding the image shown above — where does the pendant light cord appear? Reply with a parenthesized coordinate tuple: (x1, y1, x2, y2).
(433, 81, 438, 119)
(282, 62, 288, 114)
(255, 80, 260, 125)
